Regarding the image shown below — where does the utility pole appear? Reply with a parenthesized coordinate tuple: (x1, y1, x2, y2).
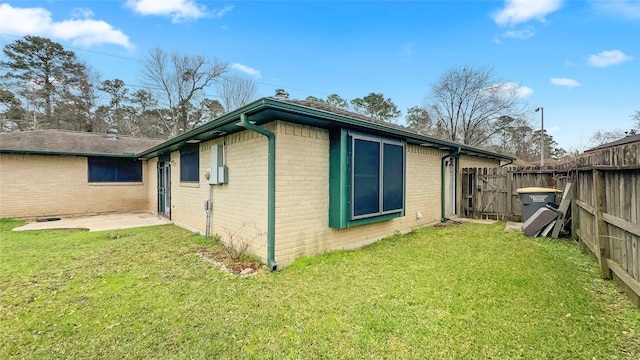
(535, 107, 544, 167)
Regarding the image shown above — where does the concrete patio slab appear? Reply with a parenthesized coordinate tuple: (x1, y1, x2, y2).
(457, 218, 498, 225)
(13, 213, 170, 232)
(505, 221, 524, 233)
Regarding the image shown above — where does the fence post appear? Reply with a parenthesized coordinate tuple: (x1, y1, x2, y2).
(571, 170, 579, 240)
(594, 169, 611, 279)
(505, 168, 512, 220)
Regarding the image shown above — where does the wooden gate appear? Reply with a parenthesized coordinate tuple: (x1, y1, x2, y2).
(462, 167, 511, 220)
(462, 167, 571, 221)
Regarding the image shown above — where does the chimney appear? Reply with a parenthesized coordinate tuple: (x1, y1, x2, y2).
(274, 88, 289, 100)
(107, 128, 118, 140)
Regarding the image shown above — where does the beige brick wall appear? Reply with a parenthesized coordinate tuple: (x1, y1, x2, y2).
(162, 128, 270, 259)
(0, 153, 149, 218)
(459, 154, 502, 169)
(148, 121, 504, 268)
(272, 121, 450, 267)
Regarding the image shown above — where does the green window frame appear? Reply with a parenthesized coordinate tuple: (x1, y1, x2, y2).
(329, 129, 406, 228)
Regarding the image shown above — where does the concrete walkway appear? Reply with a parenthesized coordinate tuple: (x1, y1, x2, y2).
(505, 221, 524, 233)
(456, 217, 524, 233)
(13, 213, 170, 232)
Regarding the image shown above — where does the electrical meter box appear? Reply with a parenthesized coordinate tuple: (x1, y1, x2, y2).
(209, 144, 228, 185)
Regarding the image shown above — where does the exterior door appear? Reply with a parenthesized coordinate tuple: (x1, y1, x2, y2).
(157, 162, 171, 218)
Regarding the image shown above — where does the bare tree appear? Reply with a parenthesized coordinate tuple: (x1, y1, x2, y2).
(0, 88, 25, 132)
(427, 65, 529, 146)
(55, 61, 100, 132)
(140, 47, 229, 136)
(589, 129, 627, 147)
(217, 76, 258, 112)
(632, 110, 640, 130)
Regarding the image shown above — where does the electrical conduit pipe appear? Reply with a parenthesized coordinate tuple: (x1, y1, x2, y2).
(441, 147, 461, 222)
(240, 114, 277, 271)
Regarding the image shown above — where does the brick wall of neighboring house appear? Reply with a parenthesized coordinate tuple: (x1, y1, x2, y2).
(0, 153, 149, 218)
(459, 154, 502, 169)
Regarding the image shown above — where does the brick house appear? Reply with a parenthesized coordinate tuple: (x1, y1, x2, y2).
(1, 97, 513, 268)
(136, 97, 514, 269)
(0, 129, 162, 218)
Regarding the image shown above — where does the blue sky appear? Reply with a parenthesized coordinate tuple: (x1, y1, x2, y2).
(0, 0, 638, 151)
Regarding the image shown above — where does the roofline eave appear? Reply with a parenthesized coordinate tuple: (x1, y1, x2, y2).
(0, 149, 139, 158)
(135, 97, 515, 162)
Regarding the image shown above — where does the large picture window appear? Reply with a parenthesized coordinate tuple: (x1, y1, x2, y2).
(329, 129, 405, 228)
(351, 135, 405, 219)
(88, 157, 142, 183)
(180, 144, 199, 182)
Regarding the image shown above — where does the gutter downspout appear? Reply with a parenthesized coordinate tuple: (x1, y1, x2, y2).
(240, 114, 277, 271)
(441, 147, 462, 222)
(501, 159, 514, 167)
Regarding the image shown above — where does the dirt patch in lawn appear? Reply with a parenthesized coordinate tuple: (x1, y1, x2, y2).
(197, 250, 266, 276)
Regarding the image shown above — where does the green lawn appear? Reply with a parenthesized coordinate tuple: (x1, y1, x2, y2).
(1, 219, 640, 359)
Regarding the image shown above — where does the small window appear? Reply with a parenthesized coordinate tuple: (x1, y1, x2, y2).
(180, 144, 199, 182)
(88, 157, 142, 183)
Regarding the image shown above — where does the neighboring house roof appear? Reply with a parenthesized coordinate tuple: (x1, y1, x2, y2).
(0, 129, 164, 157)
(585, 133, 640, 153)
(138, 97, 515, 162)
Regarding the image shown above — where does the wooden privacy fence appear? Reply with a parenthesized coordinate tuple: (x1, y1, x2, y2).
(463, 140, 640, 305)
(461, 167, 571, 221)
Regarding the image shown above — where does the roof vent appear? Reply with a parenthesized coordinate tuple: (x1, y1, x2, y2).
(274, 88, 289, 100)
(107, 129, 118, 140)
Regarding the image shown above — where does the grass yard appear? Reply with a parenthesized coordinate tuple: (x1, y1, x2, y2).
(1, 219, 640, 359)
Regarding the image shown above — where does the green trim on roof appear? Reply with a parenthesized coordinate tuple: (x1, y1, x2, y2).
(136, 97, 515, 162)
(0, 149, 139, 158)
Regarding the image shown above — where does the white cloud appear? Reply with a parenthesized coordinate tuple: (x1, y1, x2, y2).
(231, 63, 262, 79)
(502, 27, 535, 39)
(485, 82, 534, 99)
(70, 7, 94, 19)
(492, 0, 562, 26)
(515, 85, 534, 98)
(0, 4, 132, 49)
(588, 50, 633, 67)
(212, 6, 234, 18)
(550, 77, 582, 87)
(494, 26, 535, 42)
(125, 0, 231, 23)
(590, 0, 640, 19)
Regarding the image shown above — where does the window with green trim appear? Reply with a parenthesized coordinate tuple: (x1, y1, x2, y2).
(329, 129, 405, 228)
(180, 144, 199, 182)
